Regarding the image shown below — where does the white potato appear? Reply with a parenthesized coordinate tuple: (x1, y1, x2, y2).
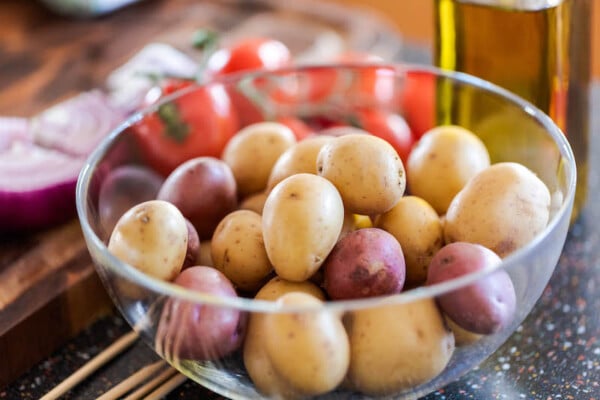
(375, 195, 444, 287)
(243, 278, 326, 398)
(239, 191, 268, 215)
(263, 293, 350, 396)
(254, 276, 326, 302)
(346, 298, 454, 395)
(222, 121, 296, 196)
(317, 133, 405, 215)
(262, 173, 344, 282)
(266, 134, 334, 191)
(211, 210, 272, 292)
(108, 200, 188, 281)
(407, 125, 490, 214)
(444, 162, 551, 258)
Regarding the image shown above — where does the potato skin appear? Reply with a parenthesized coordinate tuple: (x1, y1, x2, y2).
(346, 298, 454, 395)
(182, 219, 200, 270)
(108, 199, 187, 281)
(444, 162, 551, 258)
(211, 210, 272, 292)
(262, 173, 344, 282)
(155, 266, 246, 361)
(375, 195, 443, 287)
(197, 240, 213, 267)
(317, 133, 405, 215)
(426, 242, 517, 335)
(444, 315, 483, 346)
(266, 135, 334, 192)
(243, 278, 325, 398)
(222, 121, 296, 196)
(407, 125, 490, 214)
(239, 191, 268, 215)
(263, 293, 350, 396)
(323, 228, 405, 300)
(157, 157, 237, 240)
(254, 276, 326, 302)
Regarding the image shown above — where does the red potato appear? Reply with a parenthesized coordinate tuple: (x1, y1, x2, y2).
(157, 157, 237, 240)
(426, 242, 517, 335)
(156, 266, 246, 361)
(323, 228, 405, 300)
(182, 219, 200, 270)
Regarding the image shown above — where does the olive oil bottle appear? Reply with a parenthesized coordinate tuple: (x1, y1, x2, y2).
(434, 0, 591, 221)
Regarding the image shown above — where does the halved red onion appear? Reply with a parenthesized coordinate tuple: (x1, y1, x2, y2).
(0, 44, 199, 233)
(30, 90, 126, 157)
(0, 117, 33, 151)
(0, 142, 84, 233)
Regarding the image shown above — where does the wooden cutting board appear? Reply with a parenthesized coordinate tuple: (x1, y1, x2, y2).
(0, 220, 113, 387)
(0, 0, 215, 386)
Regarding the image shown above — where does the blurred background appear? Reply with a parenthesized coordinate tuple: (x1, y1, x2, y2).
(34, 0, 600, 77)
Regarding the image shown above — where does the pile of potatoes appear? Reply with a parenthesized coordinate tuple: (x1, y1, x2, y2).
(105, 120, 552, 397)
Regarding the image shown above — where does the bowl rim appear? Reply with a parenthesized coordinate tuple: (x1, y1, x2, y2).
(76, 62, 576, 313)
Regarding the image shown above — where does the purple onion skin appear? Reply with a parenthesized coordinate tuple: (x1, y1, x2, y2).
(0, 179, 77, 235)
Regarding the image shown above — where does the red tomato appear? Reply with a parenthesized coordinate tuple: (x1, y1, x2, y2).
(301, 108, 415, 164)
(202, 36, 290, 126)
(205, 37, 291, 77)
(303, 52, 395, 105)
(143, 77, 195, 107)
(336, 52, 396, 104)
(276, 116, 314, 141)
(399, 70, 435, 139)
(226, 89, 264, 127)
(353, 108, 415, 165)
(247, 64, 396, 113)
(132, 84, 239, 176)
(336, 51, 384, 64)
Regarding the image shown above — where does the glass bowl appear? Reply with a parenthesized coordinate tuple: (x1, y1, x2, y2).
(76, 64, 575, 399)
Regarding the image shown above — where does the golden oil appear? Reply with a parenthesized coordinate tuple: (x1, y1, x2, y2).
(434, 0, 591, 221)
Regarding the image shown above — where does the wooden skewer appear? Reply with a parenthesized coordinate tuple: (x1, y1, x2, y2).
(143, 372, 188, 400)
(40, 330, 139, 400)
(122, 366, 179, 400)
(96, 360, 167, 400)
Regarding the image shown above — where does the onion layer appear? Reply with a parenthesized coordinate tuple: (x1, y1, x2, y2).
(1, 91, 124, 233)
(0, 142, 84, 233)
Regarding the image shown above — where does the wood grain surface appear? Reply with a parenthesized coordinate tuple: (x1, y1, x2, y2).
(0, 0, 201, 387)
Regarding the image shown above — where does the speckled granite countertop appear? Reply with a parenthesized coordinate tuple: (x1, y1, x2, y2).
(1, 84, 597, 400)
